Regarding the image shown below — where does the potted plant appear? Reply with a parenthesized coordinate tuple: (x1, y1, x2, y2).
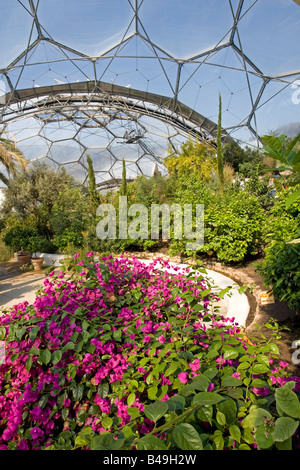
(28, 235, 46, 271)
(17, 247, 30, 266)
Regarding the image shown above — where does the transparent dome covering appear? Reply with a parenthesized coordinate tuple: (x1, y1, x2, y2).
(0, 0, 300, 186)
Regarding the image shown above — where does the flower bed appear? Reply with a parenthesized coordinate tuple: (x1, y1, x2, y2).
(0, 254, 299, 450)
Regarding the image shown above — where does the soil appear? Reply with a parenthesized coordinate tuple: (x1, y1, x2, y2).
(1, 253, 299, 376)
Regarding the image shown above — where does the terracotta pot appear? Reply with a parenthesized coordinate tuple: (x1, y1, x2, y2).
(31, 257, 44, 271)
(17, 254, 30, 266)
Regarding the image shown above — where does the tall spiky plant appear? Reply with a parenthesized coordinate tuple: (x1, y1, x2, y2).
(0, 136, 27, 185)
(86, 153, 100, 209)
(217, 93, 224, 193)
(119, 159, 127, 196)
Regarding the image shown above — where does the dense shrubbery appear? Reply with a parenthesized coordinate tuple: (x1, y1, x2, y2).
(0, 256, 299, 451)
(256, 185, 300, 311)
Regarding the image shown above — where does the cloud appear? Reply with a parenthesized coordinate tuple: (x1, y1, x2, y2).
(276, 122, 300, 137)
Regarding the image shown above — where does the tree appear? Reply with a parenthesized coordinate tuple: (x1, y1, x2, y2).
(217, 93, 224, 192)
(86, 153, 100, 209)
(0, 136, 27, 185)
(165, 136, 217, 181)
(2, 162, 74, 238)
(119, 159, 127, 196)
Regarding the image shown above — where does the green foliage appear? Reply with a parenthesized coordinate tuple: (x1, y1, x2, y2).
(171, 182, 265, 263)
(52, 228, 84, 252)
(256, 185, 300, 311)
(217, 93, 224, 192)
(0, 240, 14, 262)
(261, 133, 300, 207)
(1, 162, 74, 237)
(165, 136, 217, 181)
(119, 159, 127, 197)
(2, 224, 54, 254)
(86, 154, 100, 210)
(223, 141, 264, 175)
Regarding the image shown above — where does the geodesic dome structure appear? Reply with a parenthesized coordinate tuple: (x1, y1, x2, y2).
(0, 0, 300, 187)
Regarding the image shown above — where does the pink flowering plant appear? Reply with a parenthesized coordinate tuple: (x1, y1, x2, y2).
(0, 254, 299, 450)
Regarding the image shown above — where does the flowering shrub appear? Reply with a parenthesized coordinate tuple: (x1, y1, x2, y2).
(0, 255, 299, 450)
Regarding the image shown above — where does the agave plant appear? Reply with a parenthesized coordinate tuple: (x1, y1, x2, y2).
(0, 135, 28, 185)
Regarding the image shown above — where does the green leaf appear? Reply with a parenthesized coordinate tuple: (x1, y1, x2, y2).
(136, 435, 167, 450)
(61, 408, 69, 420)
(251, 363, 269, 374)
(97, 382, 110, 399)
(127, 392, 136, 406)
(29, 325, 39, 341)
(275, 385, 300, 418)
(144, 401, 168, 422)
(222, 347, 238, 360)
(75, 435, 90, 447)
(216, 411, 226, 426)
(88, 405, 101, 415)
(101, 417, 113, 430)
(113, 329, 122, 342)
(0, 327, 6, 341)
(242, 408, 272, 429)
(238, 443, 251, 450)
(52, 349, 62, 365)
(62, 341, 75, 351)
(285, 188, 300, 208)
(221, 376, 242, 387)
(91, 434, 124, 450)
(38, 394, 49, 410)
(255, 424, 274, 449)
(229, 425, 241, 443)
(164, 363, 179, 377)
(197, 405, 213, 424)
(147, 386, 158, 400)
(213, 430, 224, 450)
(172, 423, 203, 450)
(25, 355, 33, 371)
(217, 398, 237, 425)
(40, 349, 51, 365)
(166, 395, 186, 411)
(70, 383, 84, 401)
(271, 417, 299, 442)
(276, 437, 292, 450)
(192, 375, 210, 391)
(192, 392, 224, 406)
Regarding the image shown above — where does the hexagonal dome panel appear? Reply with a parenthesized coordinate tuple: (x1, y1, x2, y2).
(0, 0, 300, 189)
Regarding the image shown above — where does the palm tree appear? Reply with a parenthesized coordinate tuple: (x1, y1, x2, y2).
(0, 136, 27, 185)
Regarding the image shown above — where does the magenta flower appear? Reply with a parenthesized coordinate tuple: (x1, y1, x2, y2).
(157, 334, 166, 343)
(30, 427, 44, 440)
(252, 387, 269, 397)
(279, 361, 289, 368)
(232, 372, 241, 379)
(189, 358, 201, 371)
(178, 372, 189, 384)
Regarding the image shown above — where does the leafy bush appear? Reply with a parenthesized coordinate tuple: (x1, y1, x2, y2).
(52, 228, 84, 252)
(170, 187, 265, 263)
(256, 236, 300, 312)
(3, 226, 38, 252)
(0, 256, 299, 450)
(256, 185, 300, 311)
